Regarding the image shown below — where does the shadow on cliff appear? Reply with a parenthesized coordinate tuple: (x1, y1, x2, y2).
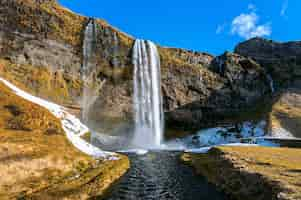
(270, 85, 301, 138)
(165, 92, 274, 134)
(164, 52, 275, 136)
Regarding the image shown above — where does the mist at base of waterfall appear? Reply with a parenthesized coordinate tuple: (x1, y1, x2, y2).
(89, 120, 274, 153)
(90, 128, 167, 152)
(131, 126, 164, 149)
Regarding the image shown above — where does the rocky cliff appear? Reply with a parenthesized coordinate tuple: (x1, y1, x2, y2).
(268, 84, 301, 138)
(0, 0, 272, 132)
(235, 37, 301, 88)
(165, 52, 270, 130)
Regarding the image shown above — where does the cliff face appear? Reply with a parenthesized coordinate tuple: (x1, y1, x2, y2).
(0, 0, 271, 131)
(165, 52, 270, 130)
(235, 37, 301, 88)
(268, 86, 301, 138)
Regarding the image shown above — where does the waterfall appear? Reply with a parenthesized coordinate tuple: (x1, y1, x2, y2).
(81, 19, 97, 123)
(216, 57, 224, 74)
(82, 19, 96, 77)
(132, 39, 164, 148)
(266, 74, 275, 93)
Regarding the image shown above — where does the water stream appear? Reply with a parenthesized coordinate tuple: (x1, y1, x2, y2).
(266, 74, 275, 93)
(103, 151, 227, 200)
(87, 39, 229, 200)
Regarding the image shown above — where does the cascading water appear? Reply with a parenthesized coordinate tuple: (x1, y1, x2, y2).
(132, 39, 164, 148)
(266, 74, 275, 93)
(81, 18, 97, 123)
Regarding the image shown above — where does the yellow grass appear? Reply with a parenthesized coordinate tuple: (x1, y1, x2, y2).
(0, 59, 82, 105)
(0, 81, 129, 199)
(182, 146, 301, 200)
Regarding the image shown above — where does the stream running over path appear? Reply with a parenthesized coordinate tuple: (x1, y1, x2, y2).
(103, 151, 227, 200)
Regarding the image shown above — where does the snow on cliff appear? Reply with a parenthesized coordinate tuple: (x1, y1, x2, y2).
(0, 78, 117, 160)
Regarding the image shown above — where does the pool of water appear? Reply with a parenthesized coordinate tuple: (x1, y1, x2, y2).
(102, 151, 228, 200)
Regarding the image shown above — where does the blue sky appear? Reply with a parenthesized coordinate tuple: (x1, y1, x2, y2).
(59, 0, 300, 55)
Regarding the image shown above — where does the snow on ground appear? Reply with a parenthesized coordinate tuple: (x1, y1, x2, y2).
(184, 144, 262, 154)
(184, 147, 212, 154)
(0, 78, 117, 160)
(183, 121, 267, 148)
(167, 120, 281, 152)
(271, 127, 295, 138)
(184, 142, 279, 154)
(118, 149, 149, 155)
(245, 138, 280, 147)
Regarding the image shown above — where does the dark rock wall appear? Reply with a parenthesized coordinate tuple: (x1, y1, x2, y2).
(235, 37, 301, 88)
(166, 52, 270, 130)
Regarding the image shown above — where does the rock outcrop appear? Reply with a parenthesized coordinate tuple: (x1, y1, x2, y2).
(268, 84, 301, 138)
(235, 37, 301, 88)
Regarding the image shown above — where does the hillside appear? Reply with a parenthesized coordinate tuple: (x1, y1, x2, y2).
(0, 80, 129, 199)
(182, 146, 301, 200)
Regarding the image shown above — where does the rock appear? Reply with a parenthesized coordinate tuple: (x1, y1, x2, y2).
(192, 135, 201, 145)
(211, 52, 269, 101)
(161, 47, 214, 67)
(166, 52, 270, 130)
(235, 37, 301, 88)
(268, 84, 301, 138)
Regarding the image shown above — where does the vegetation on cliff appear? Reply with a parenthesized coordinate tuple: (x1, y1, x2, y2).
(0, 58, 82, 105)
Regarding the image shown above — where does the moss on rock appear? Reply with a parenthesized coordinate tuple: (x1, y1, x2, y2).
(0, 58, 82, 105)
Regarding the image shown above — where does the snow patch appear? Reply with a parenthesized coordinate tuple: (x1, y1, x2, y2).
(185, 147, 212, 154)
(118, 149, 149, 155)
(185, 121, 267, 147)
(271, 127, 294, 138)
(0, 78, 117, 160)
(185, 143, 259, 154)
(166, 120, 281, 151)
(222, 143, 259, 147)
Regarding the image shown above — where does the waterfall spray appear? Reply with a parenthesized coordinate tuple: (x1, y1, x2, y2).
(132, 39, 164, 148)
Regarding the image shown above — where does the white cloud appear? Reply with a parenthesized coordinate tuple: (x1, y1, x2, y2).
(280, 0, 288, 17)
(248, 3, 256, 11)
(231, 12, 271, 39)
(216, 24, 226, 34)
